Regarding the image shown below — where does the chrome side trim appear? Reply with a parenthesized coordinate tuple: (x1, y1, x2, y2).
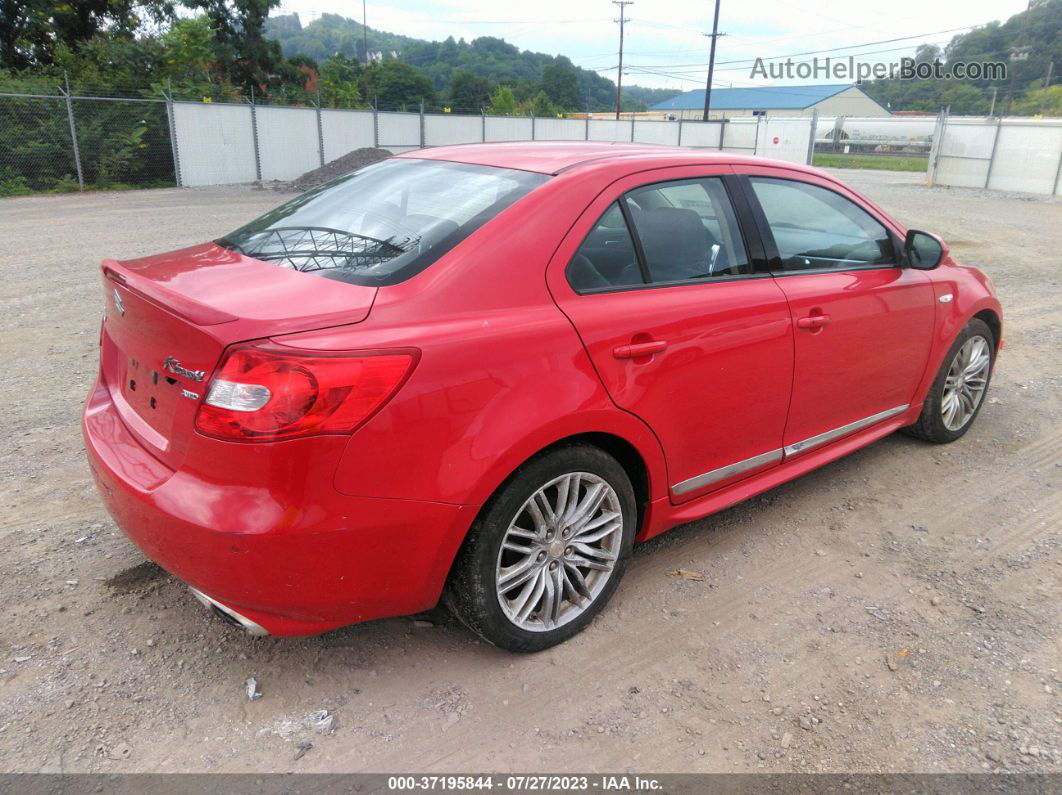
(783, 404, 909, 457)
(671, 448, 783, 496)
(189, 587, 270, 636)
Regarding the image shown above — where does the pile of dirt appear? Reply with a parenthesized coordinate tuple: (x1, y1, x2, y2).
(277, 147, 392, 192)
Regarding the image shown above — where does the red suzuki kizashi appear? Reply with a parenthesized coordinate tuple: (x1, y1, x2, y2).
(83, 142, 1002, 651)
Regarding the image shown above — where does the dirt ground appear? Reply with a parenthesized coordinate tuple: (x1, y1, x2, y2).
(0, 170, 1059, 774)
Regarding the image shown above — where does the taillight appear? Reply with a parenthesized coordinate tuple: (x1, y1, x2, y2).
(194, 344, 416, 442)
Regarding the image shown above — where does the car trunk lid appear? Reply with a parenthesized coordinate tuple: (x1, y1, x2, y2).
(99, 242, 377, 469)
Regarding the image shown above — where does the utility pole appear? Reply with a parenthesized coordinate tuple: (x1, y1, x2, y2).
(362, 0, 370, 105)
(989, 86, 998, 117)
(613, 0, 633, 120)
(702, 0, 723, 122)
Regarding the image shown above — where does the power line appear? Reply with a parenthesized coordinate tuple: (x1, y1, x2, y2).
(650, 25, 980, 71)
(627, 36, 960, 77)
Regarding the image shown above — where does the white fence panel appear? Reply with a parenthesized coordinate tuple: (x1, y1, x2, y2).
(932, 117, 1062, 195)
(588, 119, 631, 142)
(425, 113, 481, 146)
(172, 102, 256, 186)
(988, 122, 1062, 195)
(679, 121, 724, 148)
(759, 118, 813, 164)
(377, 112, 420, 151)
(935, 119, 997, 188)
(485, 116, 533, 141)
(533, 118, 586, 140)
(722, 120, 759, 153)
(935, 157, 987, 189)
(255, 105, 320, 181)
(320, 109, 375, 163)
(633, 120, 679, 146)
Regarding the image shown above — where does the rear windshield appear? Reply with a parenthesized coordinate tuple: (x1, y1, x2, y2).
(219, 158, 549, 286)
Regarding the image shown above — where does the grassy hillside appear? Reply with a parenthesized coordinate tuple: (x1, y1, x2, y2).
(264, 13, 680, 113)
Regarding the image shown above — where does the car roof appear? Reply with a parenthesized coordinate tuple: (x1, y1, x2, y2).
(398, 140, 816, 177)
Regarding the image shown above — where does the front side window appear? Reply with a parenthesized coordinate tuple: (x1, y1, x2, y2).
(568, 177, 751, 292)
(749, 177, 896, 271)
(220, 159, 548, 286)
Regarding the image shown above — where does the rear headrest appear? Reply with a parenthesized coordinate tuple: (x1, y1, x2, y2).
(637, 207, 709, 270)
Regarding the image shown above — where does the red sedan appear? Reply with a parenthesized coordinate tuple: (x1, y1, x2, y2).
(83, 142, 1002, 651)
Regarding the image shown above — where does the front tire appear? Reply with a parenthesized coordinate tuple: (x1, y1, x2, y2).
(446, 445, 637, 652)
(904, 318, 994, 443)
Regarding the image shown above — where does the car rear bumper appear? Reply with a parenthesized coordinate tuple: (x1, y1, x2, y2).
(82, 377, 476, 636)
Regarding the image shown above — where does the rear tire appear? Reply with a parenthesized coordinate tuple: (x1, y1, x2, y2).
(446, 445, 636, 652)
(903, 318, 994, 444)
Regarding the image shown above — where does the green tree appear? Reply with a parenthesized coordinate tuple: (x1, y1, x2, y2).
(0, 0, 175, 69)
(370, 59, 437, 110)
(540, 58, 578, 110)
(180, 0, 284, 91)
(1014, 82, 1062, 116)
(485, 84, 518, 115)
(318, 53, 363, 108)
(939, 83, 989, 114)
(526, 90, 559, 118)
(448, 69, 492, 112)
(159, 15, 216, 96)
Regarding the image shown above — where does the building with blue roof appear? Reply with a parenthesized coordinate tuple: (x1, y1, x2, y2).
(649, 83, 888, 120)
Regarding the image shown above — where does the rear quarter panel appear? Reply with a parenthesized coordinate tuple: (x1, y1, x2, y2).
(274, 169, 670, 508)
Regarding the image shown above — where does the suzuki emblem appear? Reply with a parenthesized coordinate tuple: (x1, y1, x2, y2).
(112, 288, 125, 316)
(163, 356, 206, 382)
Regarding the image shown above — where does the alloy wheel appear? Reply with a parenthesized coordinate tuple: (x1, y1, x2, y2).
(941, 335, 991, 431)
(495, 472, 623, 632)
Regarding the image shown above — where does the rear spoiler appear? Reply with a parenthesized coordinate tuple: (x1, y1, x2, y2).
(102, 260, 238, 327)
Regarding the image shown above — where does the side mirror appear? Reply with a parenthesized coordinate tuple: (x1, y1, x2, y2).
(904, 229, 947, 270)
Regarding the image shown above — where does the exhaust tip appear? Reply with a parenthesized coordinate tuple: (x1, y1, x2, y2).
(189, 587, 269, 636)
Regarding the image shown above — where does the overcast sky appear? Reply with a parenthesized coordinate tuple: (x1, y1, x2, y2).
(275, 0, 1028, 90)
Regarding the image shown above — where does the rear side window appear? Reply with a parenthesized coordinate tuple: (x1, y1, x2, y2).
(749, 177, 895, 271)
(219, 159, 549, 286)
(626, 179, 750, 282)
(568, 203, 643, 291)
(568, 177, 751, 292)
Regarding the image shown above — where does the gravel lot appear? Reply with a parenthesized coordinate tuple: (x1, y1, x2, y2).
(0, 170, 1059, 774)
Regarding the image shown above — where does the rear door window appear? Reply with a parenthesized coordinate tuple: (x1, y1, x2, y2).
(567, 177, 751, 292)
(626, 179, 751, 283)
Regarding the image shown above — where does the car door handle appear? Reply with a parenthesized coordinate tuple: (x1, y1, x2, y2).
(613, 340, 668, 359)
(796, 314, 831, 329)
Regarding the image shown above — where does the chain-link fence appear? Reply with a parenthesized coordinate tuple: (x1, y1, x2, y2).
(0, 92, 176, 195)
(0, 93, 79, 194)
